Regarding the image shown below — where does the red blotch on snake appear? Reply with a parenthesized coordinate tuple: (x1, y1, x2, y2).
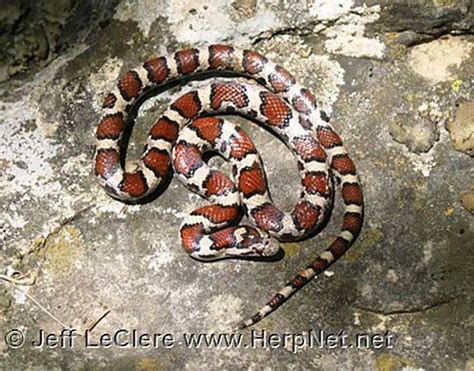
(118, 71, 142, 101)
(143, 56, 170, 84)
(95, 149, 119, 178)
(211, 82, 249, 111)
(342, 213, 362, 235)
(342, 183, 363, 205)
(292, 89, 317, 114)
(171, 91, 202, 119)
(208, 45, 235, 70)
(96, 114, 125, 140)
(209, 227, 237, 250)
(292, 135, 327, 162)
(252, 203, 284, 233)
(192, 117, 223, 145)
(259, 91, 292, 128)
(143, 148, 170, 179)
(318, 127, 343, 148)
(292, 201, 319, 231)
(181, 224, 203, 253)
(303, 173, 329, 196)
(332, 155, 356, 175)
(269, 66, 296, 93)
(204, 171, 235, 197)
(193, 205, 240, 224)
(119, 172, 148, 197)
(150, 117, 179, 143)
(175, 49, 200, 75)
(173, 143, 203, 176)
(238, 162, 266, 198)
(229, 127, 256, 159)
(242, 50, 268, 75)
(102, 93, 117, 109)
(329, 237, 350, 258)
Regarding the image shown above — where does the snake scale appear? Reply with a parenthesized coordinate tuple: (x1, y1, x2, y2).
(94, 45, 363, 329)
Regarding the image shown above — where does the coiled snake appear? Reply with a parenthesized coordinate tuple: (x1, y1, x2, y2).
(94, 45, 363, 329)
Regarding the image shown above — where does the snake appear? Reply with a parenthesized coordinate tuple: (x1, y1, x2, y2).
(94, 45, 363, 329)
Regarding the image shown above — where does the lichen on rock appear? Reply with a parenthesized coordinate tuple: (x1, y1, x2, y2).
(447, 101, 474, 156)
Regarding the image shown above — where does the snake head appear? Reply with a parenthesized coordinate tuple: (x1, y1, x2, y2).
(224, 235, 280, 259)
(260, 236, 280, 257)
(188, 225, 281, 261)
(190, 234, 280, 261)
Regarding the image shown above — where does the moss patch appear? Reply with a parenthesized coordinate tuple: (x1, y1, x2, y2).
(36, 226, 84, 278)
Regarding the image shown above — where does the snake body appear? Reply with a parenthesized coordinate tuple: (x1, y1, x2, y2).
(94, 45, 363, 329)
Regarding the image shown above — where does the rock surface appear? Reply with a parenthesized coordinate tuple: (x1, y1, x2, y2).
(388, 113, 439, 153)
(460, 188, 474, 213)
(448, 101, 474, 156)
(1, 1, 473, 369)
